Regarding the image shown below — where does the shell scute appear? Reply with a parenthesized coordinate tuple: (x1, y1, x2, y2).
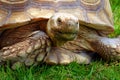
(0, 9, 8, 27)
(0, 0, 114, 34)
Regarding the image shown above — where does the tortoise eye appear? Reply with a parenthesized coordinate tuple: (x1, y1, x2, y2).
(57, 18, 62, 24)
(76, 22, 79, 25)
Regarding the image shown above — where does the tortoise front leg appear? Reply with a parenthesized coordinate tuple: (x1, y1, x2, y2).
(45, 47, 92, 65)
(89, 37, 120, 61)
(0, 31, 51, 69)
(79, 26, 120, 62)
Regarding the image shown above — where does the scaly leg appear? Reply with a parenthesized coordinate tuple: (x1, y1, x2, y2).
(79, 25, 120, 61)
(89, 37, 120, 61)
(45, 47, 92, 65)
(0, 31, 51, 69)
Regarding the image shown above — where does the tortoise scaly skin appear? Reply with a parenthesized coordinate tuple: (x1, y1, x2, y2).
(0, 0, 120, 69)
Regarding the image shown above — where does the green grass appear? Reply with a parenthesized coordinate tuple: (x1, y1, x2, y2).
(0, 0, 120, 80)
(1, 62, 120, 80)
(110, 0, 120, 37)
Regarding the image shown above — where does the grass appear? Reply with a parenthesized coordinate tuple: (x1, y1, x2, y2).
(1, 62, 120, 80)
(0, 0, 120, 80)
(110, 0, 120, 37)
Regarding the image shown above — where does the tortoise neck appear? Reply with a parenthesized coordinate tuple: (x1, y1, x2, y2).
(53, 40, 66, 47)
(0, 0, 30, 11)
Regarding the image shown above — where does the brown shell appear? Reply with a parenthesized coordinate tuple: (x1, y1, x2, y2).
(0, 0, 114, 34)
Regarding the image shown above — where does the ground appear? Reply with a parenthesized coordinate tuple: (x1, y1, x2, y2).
(0, 0, 120, 80)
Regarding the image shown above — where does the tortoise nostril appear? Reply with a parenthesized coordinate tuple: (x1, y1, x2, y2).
(68, 20, 78, 27)
(67, 21, 73, 26)
(68, 23, 71, 26)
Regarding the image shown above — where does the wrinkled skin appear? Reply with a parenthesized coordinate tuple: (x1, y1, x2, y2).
(0, 13, 120, 70)
(0, 13, 91, 69)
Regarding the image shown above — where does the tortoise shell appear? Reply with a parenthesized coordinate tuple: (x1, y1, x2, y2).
(0, 0, 114, 34)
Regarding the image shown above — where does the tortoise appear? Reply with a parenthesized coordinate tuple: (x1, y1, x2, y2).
(0, 0, 120, 69)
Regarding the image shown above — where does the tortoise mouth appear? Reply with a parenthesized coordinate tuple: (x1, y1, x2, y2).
(55, 31, 78, 41)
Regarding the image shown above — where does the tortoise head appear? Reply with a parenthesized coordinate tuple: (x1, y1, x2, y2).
(47, 13, 79, 46)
